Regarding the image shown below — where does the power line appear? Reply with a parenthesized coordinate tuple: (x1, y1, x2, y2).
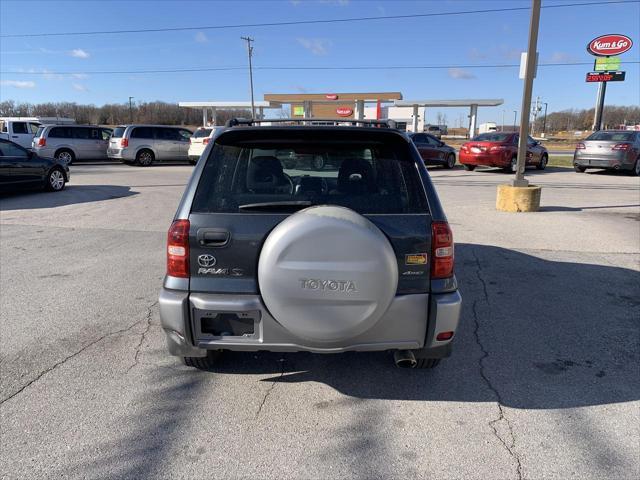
(2, 61, 639, 76)
(1, 1, 637, 38)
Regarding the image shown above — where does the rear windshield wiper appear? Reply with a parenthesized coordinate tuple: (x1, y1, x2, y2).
(238, 200, 312, 212)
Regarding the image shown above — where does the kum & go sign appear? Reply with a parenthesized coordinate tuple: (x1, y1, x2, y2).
(587, 34, 633, 56)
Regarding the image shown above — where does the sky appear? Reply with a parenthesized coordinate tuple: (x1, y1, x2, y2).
(0, 0, 639, 126)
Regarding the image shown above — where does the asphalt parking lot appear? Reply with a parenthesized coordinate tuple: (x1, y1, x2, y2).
(1, 163, 639, 479)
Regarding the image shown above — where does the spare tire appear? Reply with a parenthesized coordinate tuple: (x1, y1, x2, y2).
(258, 206, 398, 342)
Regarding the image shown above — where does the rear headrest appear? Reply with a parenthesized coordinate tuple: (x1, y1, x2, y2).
(247, 156, 287, 193)
(337, 158, 376, 194)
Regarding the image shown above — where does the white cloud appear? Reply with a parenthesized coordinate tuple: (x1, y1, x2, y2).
(72, 83, 88, 92)
(70, 48, 90, 59)
(195, 31, 208, 43)
(71, 73, 89, 79)
(1, 80, 36, 89)
(297, 37, 331, 56)
(43, 68, 64, 80)
(448, 68, 476, 80)
(550, 52, 577, 63)
(468, 47, 488, 60)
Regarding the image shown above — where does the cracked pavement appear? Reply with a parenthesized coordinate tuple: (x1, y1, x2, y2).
(1, 164, 639, 479)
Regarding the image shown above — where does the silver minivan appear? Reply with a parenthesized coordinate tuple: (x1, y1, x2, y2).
(107, 125, 193, 166)
(32, 125, 112, 164)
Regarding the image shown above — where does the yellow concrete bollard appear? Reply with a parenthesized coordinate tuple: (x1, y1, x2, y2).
(496, 184, 542, 212)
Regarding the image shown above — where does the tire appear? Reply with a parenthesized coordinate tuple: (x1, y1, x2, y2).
(536, 154, 548, 170)
(55, 149, 75, 166)
(45, 168, 66, 192)
(443, 153, 456, 169)
(312, 155, 325, 170)
(631, 158, 640, 177)
(136, 149, 155, 167)
(462, 164, 476, 171)
(258, 206, 398, 342)
(574, 165, 586, 173)
(182, 350, 221, 370)
(415, 358, 441, 369)
(504, 156, 517, 173)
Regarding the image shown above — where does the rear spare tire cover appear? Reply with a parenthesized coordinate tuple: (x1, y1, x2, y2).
(258, 205, 398, 342)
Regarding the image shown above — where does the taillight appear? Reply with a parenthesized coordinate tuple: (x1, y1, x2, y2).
(120, 138, 128, 148)
(203, 138, 210, 145)
(612, 143, 630, 151)
(575, 142, 586, 150)
(460, 145, 468, 152)
(37, 137, 46, 147)
(431, 221, 454, 279)
(167, 219, 190, 278)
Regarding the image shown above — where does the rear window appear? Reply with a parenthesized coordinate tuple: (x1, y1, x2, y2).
(192, 132, 427, 215)
(472, 132, 512, 142)
(587, 131, 635, 142)
(193, 128, 213, 138)
(35, 126, 45, 138)
(111, 127, 126, 138)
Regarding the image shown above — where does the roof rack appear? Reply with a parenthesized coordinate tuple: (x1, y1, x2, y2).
(225, 118, 396, 128)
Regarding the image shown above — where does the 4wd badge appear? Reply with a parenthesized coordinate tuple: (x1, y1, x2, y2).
(405, 253, 428, 265)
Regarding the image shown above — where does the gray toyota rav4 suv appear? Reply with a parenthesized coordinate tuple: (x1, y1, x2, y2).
(159, 119, 462, 369)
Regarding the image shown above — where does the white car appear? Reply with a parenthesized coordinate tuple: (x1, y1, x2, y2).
(188, 127, 222, 164)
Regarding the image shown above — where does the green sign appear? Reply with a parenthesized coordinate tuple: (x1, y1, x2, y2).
(293, 106, 304, 116)
(594, 56, 621, 71)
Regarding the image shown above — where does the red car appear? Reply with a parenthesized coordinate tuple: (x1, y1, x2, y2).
(459, 132, 548, 173)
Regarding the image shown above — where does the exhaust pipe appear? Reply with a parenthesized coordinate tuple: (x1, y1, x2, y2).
(394, 350, 417, 368)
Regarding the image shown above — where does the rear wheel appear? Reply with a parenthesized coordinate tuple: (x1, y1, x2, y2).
(462, 164, 475, 171)
(444, 153, 456, 169)
(55, 149, 74, 165)
(574, 164, 586, 173)
(136, 149, 154, 167)
(536, 154, 548, 170)
(182, 350, 221, 370)
(415, 358, 441, 369)
(46, 168, 66, 191)
(312, 155, 325, 170)
(631, 158, 640, 176)
(504, 156, 517, 173)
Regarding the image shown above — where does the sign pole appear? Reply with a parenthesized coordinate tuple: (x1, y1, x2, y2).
(592, 77, 607, 131)
(513, 0, 541, 188)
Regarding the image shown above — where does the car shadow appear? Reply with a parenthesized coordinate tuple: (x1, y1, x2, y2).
(0, 185, 137, 210)
(540, 204, 640, 212)
(191, 243, 639, 410)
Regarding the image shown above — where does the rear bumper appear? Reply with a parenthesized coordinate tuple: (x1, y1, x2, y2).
(573, 152, 634, 170)
(459, 151, 508, 167)
(159, 288, 462, 357)
(107, 148, 135, 161)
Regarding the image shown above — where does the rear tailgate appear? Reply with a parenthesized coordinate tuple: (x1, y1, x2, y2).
(187, 127, 432, 295)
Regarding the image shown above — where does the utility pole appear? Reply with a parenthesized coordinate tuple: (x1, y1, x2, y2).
(514, 0, 541, 188)
(513, 110, 517, 131)
(241, 36, 256, 118)
(502, 110, 505, 131)
(128, 96, 134, 123)
(542, 102, 548, 137)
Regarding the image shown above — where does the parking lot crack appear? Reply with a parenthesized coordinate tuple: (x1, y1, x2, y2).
(0, 317, 147, 406)
(127, 301, 158, 372)
(254, 357, 286, 420)
(471, 247, 523, 480)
